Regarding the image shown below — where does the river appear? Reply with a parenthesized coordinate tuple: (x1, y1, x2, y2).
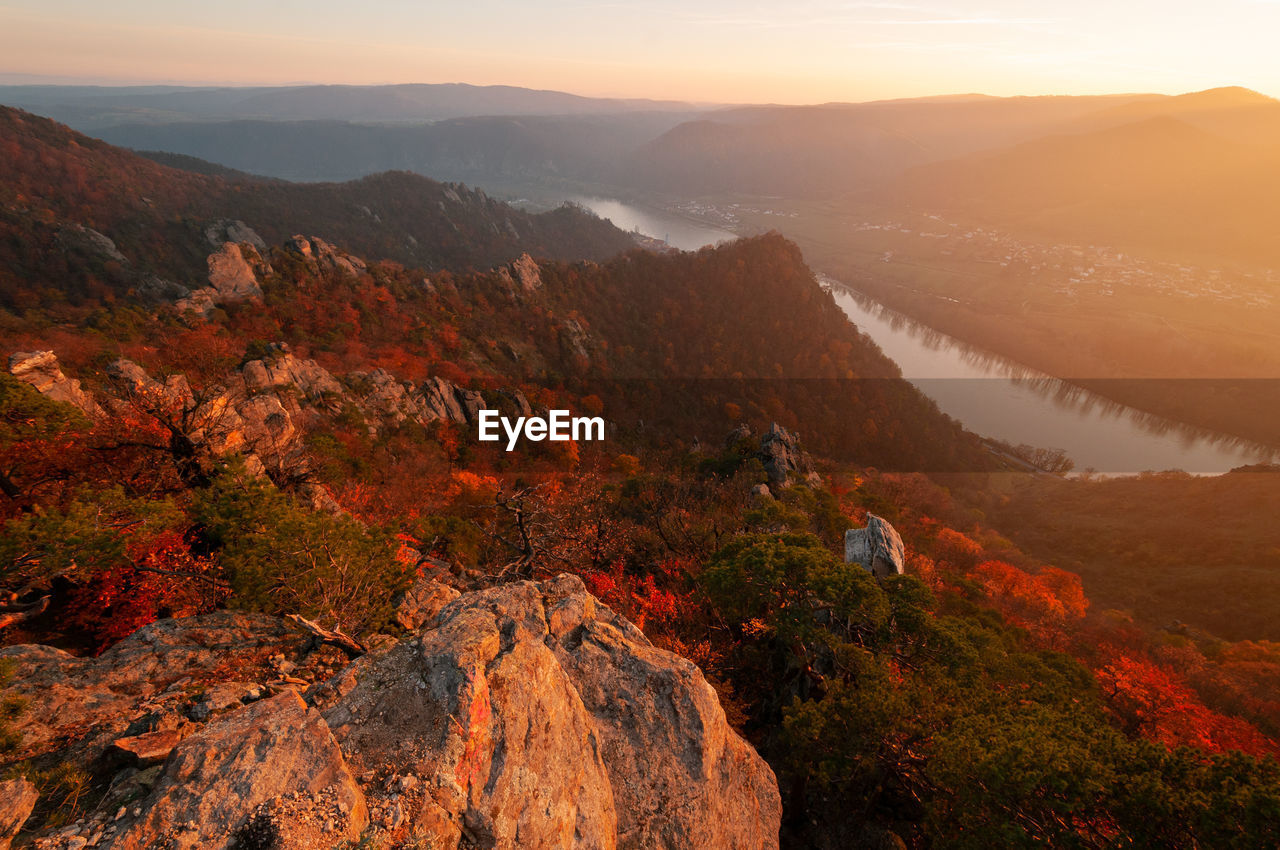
(571, 196, 1275, 474)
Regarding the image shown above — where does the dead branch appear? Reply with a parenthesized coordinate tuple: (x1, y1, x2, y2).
(285, 613, 367, 659)
(0, 595, 49, 631)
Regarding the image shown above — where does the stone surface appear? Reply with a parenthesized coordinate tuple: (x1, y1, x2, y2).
(758, 422, 811, 486)
(7, 351, 99, 418)
(0, 612, 296, 764)
(110, 729, 184, 766)
(8, 350, 103, 419)
(324, 575, 781, 850)
(105, 691, 367, 850)
(844, 514, 906, 578)
(0, 778, 38, 850)
(393, 576, 461, 632)
(289, 235, 368, 278)
(204, 219, 266, 253)
(177, 242, 268, 316)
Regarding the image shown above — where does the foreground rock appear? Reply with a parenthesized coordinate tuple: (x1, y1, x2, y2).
(106, 691, 366, 850)
(323, 574, 781, 849)
(2, 581, 780, 849)
(0, 612, 297, 764)
(0, 778, 38, 850)
(845, 514, 906, 577)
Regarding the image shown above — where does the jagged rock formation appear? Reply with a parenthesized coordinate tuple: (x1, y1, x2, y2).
(0, 612, 298, 766)
(8, 345, 514, 511)
(0, 778, 38, 850)
(8, 350, 103, 419)
(289, 235, 368, 278)
(176, 242, 270, 317)
(845, 514, 906, 577)
(759, 422, 813, 486)
(204, 219, 266, 254)
(106, 692, 367, 850)
(392, 573, 461, 631)
(1, 580, 781, 850)
(497, 252, 543, 294)
(321, 574, 781, 849)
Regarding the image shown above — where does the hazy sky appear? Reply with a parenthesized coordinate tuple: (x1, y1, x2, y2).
(3, 1, 1279, 103)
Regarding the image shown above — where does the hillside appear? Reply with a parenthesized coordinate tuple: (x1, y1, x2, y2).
(881, 114, 1280, 267)
(624, 93, 1152, 197)
(2, 105, 1280, 850)
(93, 112, 693, 184)
(0, 106, 636, 311)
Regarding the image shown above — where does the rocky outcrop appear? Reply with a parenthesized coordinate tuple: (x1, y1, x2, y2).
(322, 574, 781, 850)
(759, 422, 812, 486)
(845, 514, 906, 578)
(0, 778, 38, 850)
(177, 243, 269, 317)
(241, 345, 346, 414)
(3, 581, 780, 850)
(8, 350, 103, 419)
(105, 692, 367, 850)
(204, 219, 266, 254)
(0, 612, 297, 765)
(58, 224, 127, 265)
(392, 574, 461, 632)
(289, 236, 368, 278)
(498, 252, 543, 294)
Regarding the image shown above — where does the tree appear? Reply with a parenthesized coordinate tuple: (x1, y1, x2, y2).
(193, 461, 409, 637)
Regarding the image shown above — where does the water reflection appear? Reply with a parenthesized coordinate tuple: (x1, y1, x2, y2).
(822, 276, 1276, 474)
(568, 196, 737, 252)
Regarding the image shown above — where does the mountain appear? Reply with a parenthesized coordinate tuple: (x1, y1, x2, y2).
(624, 93, 1153, 197)
(3, 100, 1280, 850)
(92, 112, 695, 184)
(880, 112, 1280, 266)
(0, 82, 706, 127)
(0, 106, 636, 309)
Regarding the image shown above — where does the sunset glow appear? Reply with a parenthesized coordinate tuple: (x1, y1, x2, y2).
(3, 0, 1279, 102)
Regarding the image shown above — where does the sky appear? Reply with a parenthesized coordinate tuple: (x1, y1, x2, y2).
(2, 0, 1279, 104)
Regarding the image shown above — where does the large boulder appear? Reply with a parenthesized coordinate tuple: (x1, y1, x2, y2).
(0, 778, 38, 850)
(8, 350, 103, 418)
(105, 691, 367, 850)
(177, 242, 268, 316)
(204, 219, 266, 254)
(758, 422, 811, 486)
(322, 574, 781, 850)
(845, 514, 906, 577)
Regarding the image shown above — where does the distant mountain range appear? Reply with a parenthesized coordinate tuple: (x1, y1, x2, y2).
(5, 84, 1278, 267)
(0, 82, 707, 127)
(0, 106, 635, 307)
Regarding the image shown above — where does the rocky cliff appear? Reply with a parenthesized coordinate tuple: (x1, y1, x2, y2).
(0, 577, 780, 849)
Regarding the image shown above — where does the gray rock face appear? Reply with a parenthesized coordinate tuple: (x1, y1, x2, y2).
(289, 235, 368, 278)
(105, 691, 367, 850)
(499, 252, 543, 294)
(324, 575, 781, 850)
(0, 778, 38, 850)
(177, 243, 268, 316)
(204, 219, 266, 254)
(844, 514, 906, 578)
(8, 350, 103, 418)
(59, 224, 127, 265)
(759, 422, 811, 486)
